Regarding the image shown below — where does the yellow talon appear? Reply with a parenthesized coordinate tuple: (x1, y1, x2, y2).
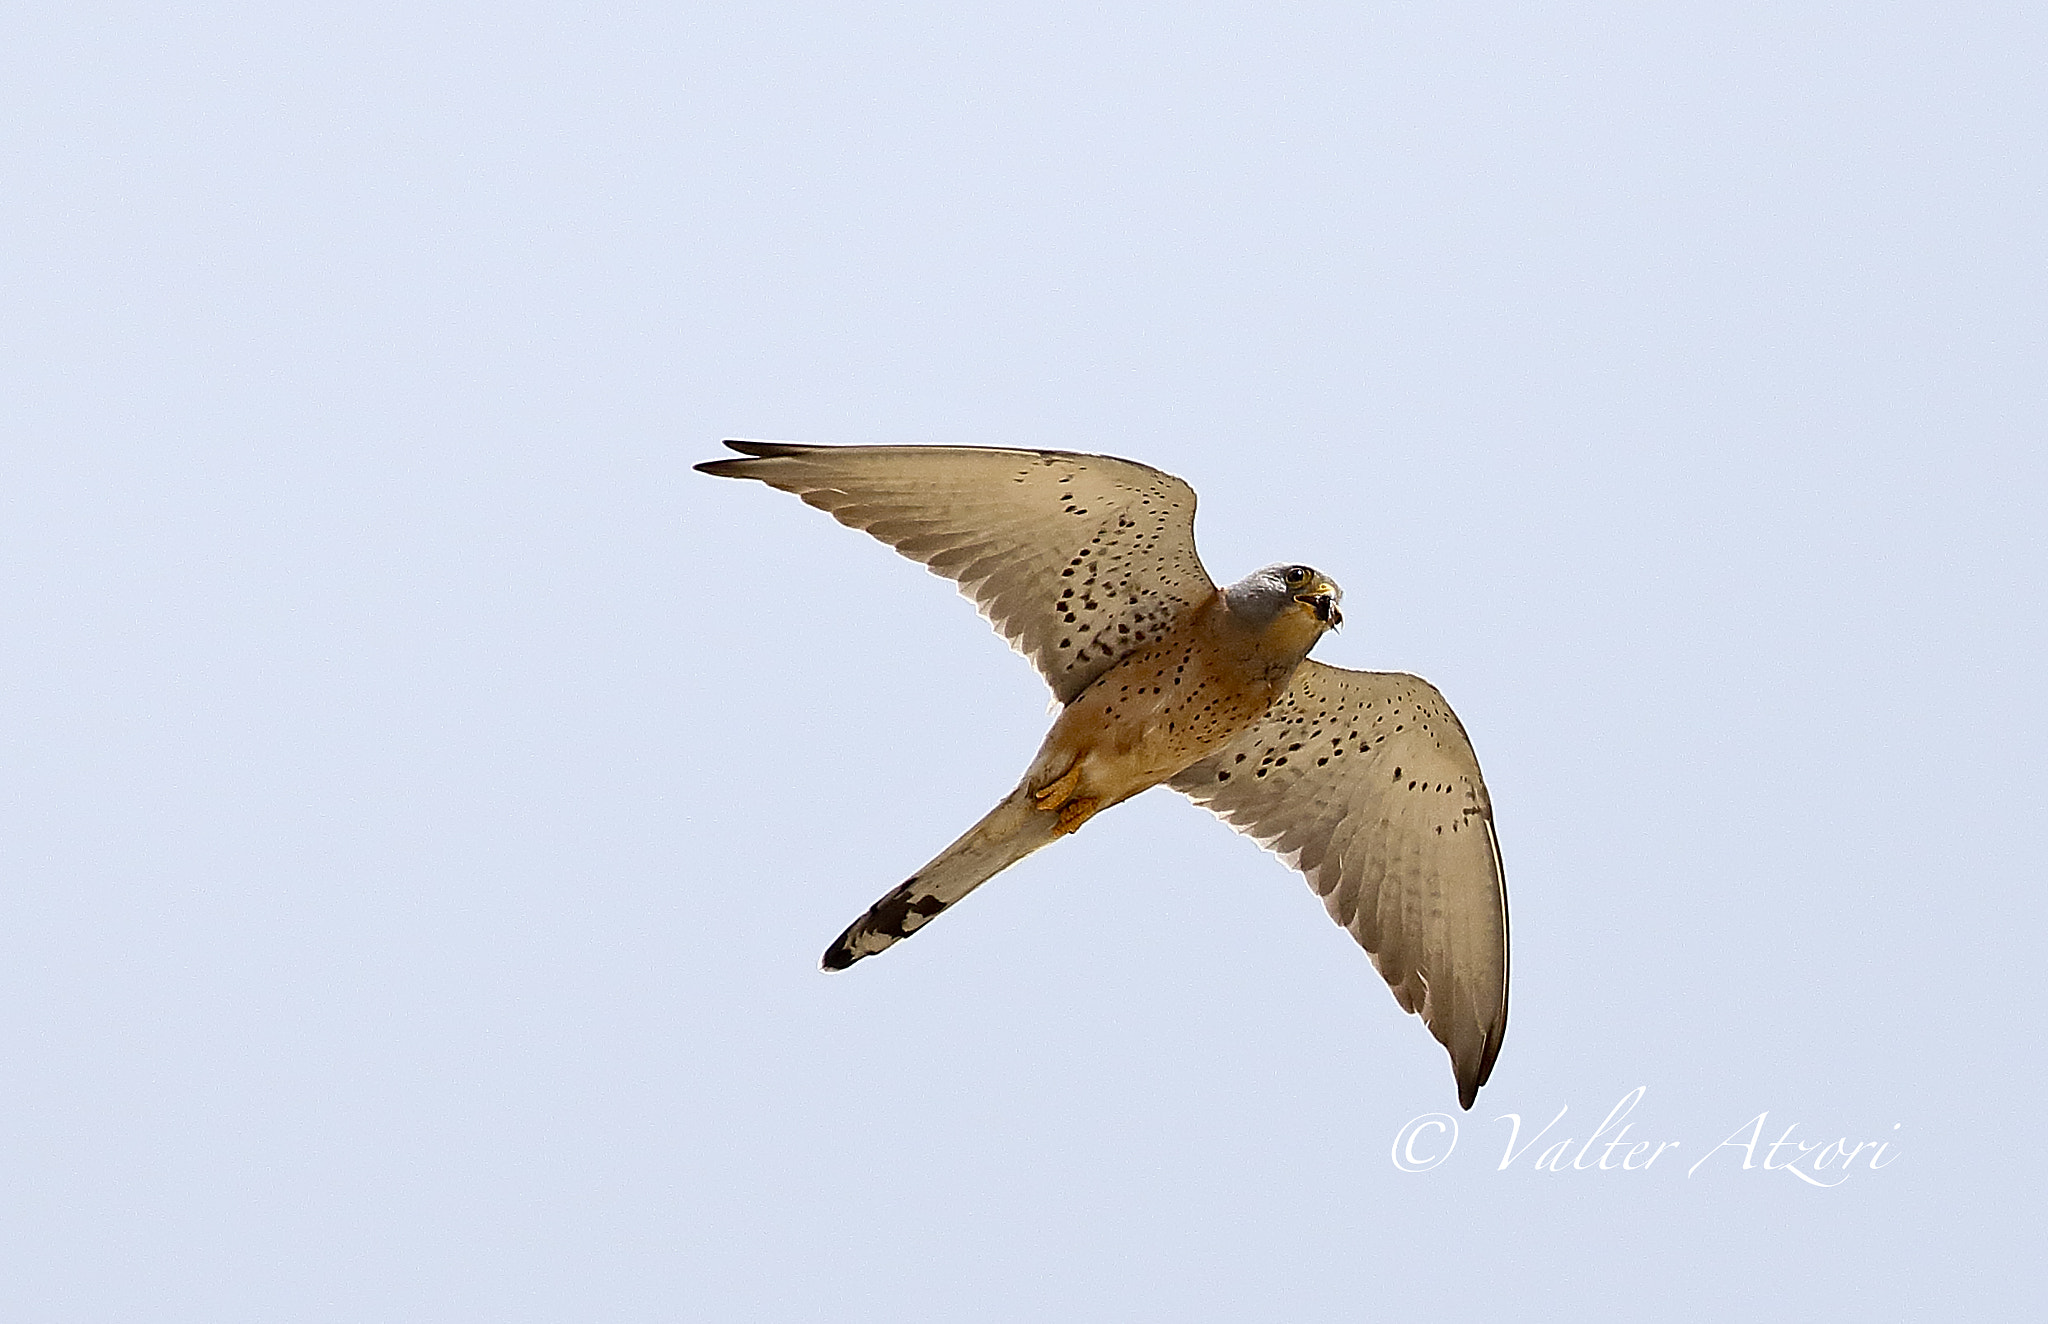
(1033, 763, 1084, 811)
(1054, 797, 1099, 836)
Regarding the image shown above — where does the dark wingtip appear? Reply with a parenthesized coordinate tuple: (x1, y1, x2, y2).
(698, 439, 810, 477)
(821, 941, 856, 972)
(1457, 1042, 1502, 1109)
(721, 438, 807, 457)
(1459, 1013, 1505, 1111)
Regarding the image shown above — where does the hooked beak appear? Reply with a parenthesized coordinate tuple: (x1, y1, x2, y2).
(1295, 580, 1342, 628)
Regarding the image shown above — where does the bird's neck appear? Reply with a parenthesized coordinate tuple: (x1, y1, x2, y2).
(1205, 591, 1324, 683)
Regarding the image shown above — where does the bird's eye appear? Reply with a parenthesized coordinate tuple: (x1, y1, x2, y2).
(1285, 566, 1309, 585)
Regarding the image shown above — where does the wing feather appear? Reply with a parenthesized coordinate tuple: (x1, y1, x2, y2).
(697, 441, 1214, 703)
(1170, 661, 1509, 1107)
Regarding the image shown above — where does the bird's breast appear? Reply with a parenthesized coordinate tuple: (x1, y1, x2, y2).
(1042, 622, 1303, 799)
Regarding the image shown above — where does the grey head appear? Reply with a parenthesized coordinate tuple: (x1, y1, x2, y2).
(1221, 563, 1344, 629)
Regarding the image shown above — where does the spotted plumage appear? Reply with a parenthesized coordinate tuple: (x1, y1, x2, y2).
(697, 440, 1510, 1109)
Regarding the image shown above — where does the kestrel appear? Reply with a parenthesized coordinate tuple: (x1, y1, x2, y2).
(698, 440, 1509, 1108)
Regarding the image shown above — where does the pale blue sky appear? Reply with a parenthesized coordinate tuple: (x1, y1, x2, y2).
(5, 3, 2044, 1319)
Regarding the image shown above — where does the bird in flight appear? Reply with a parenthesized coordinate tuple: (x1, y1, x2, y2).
(698, 441, 1509, 1108)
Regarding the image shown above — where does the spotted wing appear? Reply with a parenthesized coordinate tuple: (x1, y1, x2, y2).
(1169, 661, 1509, 1108)
(697, 441, 1214, 703)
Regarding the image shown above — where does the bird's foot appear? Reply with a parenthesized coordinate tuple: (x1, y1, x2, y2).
(1033, 763, 1097, 834)
(1032, 764, 1083, 812)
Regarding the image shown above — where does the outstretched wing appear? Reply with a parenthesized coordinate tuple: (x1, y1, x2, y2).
(697, 441, 1215, 703)
(1169, 661, 1509, 1108)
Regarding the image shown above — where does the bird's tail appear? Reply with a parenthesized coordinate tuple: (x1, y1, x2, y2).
(822, 780, 1063, 970)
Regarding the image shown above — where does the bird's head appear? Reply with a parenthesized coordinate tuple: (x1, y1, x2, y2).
(1282, 563, 1344, 628)
(1224, 563, 1344, 632)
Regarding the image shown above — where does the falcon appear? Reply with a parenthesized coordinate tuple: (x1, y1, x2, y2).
(697, 440, 1509, 1108)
